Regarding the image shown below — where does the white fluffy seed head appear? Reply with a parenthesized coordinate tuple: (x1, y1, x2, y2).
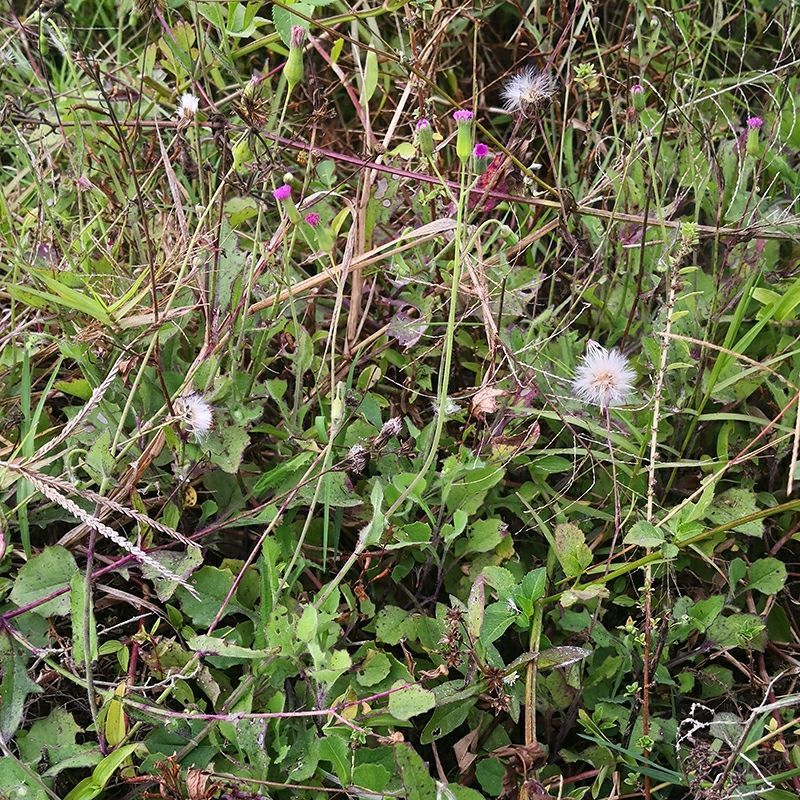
(177, 92, 199, 120)
(571, 341, 635, 410)
(176, 392, 214, 440)
(501, 67, 556, 114)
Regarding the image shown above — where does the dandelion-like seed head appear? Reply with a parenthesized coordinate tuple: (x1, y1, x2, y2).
(344, 443, 370, 475)
(473, 142, 490, 158)
(571, 341, 635, 410)
(177, 92, 199, 121)
(501, 67, 556, 115)
(175, 393, 214, 440)
(746, 116, 763, 130)
(273, 184, 292, 201)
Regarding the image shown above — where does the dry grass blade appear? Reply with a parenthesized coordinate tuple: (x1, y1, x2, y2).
(15, 467, 197, 596)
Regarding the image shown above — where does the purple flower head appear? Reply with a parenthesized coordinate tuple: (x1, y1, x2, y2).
(273, 184, 292, 201)
(746, 116, 763, 130)
(473, 143, 490, 159)
(452, 109, 473, 124)
(416, 117, 430, 130)
(630, 84, 644, 94)
(305, 212, 320, 227)
(290, 25, 306, 49)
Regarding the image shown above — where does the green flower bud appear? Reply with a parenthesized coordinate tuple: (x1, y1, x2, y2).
(283, 25, 305, 91)
(452, 109, 474, 164)
(415, 118, 435, 157)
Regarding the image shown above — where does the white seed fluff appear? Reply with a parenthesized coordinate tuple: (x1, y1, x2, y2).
(177, 92, 199, 120)
(176, 393, 214, 440)
(571, 341, 635, 410)
(501, 67, 556, 114)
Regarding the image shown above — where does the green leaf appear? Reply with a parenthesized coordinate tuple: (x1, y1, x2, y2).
(420, 701, 473, 744)
(481, 566, 517, 595)
(747, 558, 787, 595)
(359, 480, 386, 547)
(177, 566, 237, 627)
(480, 602, 515, 644)
(141, 546, 203, 602)
(296, 604, 318, 643)
(476, 759, 505, 796)
(356, 650, 391, 687)
(319, 734, 351, 785)
(375, 606, 410, 645)
(272, 2, 313, 46)
(63, 744, 138, 800)
(294, 471, 363, 508)
(362, 49, 379, 105)
(253, 451, 314, 496)
(727, 557, 747, 591)
(623, 521, 664, 548)
(515, 567, 547, 616)
(560, 585, 609, 608)
(17, 707, 100, 774)
(10, 545, 78, 617)
(463, 518, 504, 555)
(388, 681, 436, 720)
(352, 763, 391, 792)
(689, 595, 724, 631)
(187, 635, 273, 660)
(706, 488, 763, 536)
(70, 572, 98, 665)
(395, 744, 438, 800)
(536, 646, 591, 670)
(389, 142, 416, 159)
(467, 576, 485, 640)
(0, 758, 49, 800)
(553, 523, 592, 579)
(206, 425, 249, 473)
(0, 636, 42, 743)
(706, 613, 766, 651)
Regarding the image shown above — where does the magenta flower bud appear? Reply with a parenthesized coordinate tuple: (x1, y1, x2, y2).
(453, 109, 474, 163)
(305, 212, 320, 227)
(630, 84, 645, 113)
(745, 116, 763, 156)
(415, 117, 434, 157)
(284, 26, 305, 90)
(473, 143, 490, 159)
(290, 25, 306, 49)
(273, 184, 300, 223)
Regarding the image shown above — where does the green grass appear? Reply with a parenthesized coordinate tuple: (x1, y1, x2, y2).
(1, 1, 800, 799)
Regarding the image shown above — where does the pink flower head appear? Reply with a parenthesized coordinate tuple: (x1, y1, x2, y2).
(747, 116, 763, 129)
(304, 212, 320, 227)
(290, 25, 306, 49)
(416, 117, 430, 130)
(630, 84, 644, 94)
(473, 143, 490, 159)
(453, 109, 473, 124)
(273, 184, 292, 201)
